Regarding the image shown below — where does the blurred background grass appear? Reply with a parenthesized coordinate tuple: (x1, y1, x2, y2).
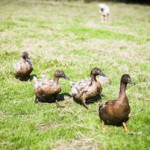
(0, 0, 150, 149)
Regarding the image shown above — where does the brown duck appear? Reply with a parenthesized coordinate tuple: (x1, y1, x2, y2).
(33, 70, 69, 106)
(14, 51, 33, 81)
(70, 68, 106, 109)
(99, 74, 135, 131)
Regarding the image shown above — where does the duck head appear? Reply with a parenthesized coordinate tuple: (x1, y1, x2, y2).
(21, 51, 29, 60)
(121, 74, 135, 85)
(55, 70, 69, 80)
(91, 68, 106, 77)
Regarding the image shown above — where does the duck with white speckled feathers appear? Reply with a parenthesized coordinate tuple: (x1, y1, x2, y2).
(70, 68, 107, 109)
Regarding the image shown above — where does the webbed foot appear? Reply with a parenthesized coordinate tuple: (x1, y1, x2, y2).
(83, 102, 88, 109)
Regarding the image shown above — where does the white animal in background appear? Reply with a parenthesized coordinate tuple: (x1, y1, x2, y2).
(98, 3, 110, 22)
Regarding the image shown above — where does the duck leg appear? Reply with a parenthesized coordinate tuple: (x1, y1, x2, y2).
(101, 120, 105, 129)
(55, 95, 65, 108)
(83, 101, 88, 109)
(101, 120, 107, 132)
(82, 98, 88, 109)
(81, 95, 88, 109)
(122, 122, 129, 132)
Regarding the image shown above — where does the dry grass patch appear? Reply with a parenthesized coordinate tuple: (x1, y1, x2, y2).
(53, 138, 100, 150)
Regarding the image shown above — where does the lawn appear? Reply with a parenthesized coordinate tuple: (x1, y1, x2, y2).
(0, 0, 150, 149)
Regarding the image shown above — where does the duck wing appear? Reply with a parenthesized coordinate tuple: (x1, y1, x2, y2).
(100, 99, 117, 110)
(14, 61, 24, 72)
(34, 78, 54, 90)
(14, 60, 33, 74)
(70, 79, 91, 96)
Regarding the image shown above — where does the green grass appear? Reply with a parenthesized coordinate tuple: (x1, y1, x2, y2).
(0, 0, 150, 149)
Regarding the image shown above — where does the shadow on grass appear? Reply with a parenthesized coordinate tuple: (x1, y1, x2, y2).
(104, 117, 129, 127)
(73, 94, 102, 108)
(15, 74, 37, 81)
(35, 92, 72, 104)
(30, 74, 37, 81)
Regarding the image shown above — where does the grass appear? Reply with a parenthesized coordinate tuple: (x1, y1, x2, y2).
(0, 0, 150, 149)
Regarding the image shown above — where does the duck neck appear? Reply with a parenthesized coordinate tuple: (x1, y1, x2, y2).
(90, 74, 97, 84)
(21, 58, 26, 63)
(118, 81, 127, 101)
(53, 76, 59, 84)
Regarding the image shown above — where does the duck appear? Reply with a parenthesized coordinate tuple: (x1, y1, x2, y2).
(99, 74, 135, 131)
(14, 51, 33, 81)
(33, 70, 69, 107)
(70, 68, 107, 109)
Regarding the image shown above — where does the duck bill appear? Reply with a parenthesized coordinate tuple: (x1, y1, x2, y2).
(63, 74, 69, 80)
(100, 72, 107, 77)
(130, 81, 135, 85)
(26, 56, 30, 60)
